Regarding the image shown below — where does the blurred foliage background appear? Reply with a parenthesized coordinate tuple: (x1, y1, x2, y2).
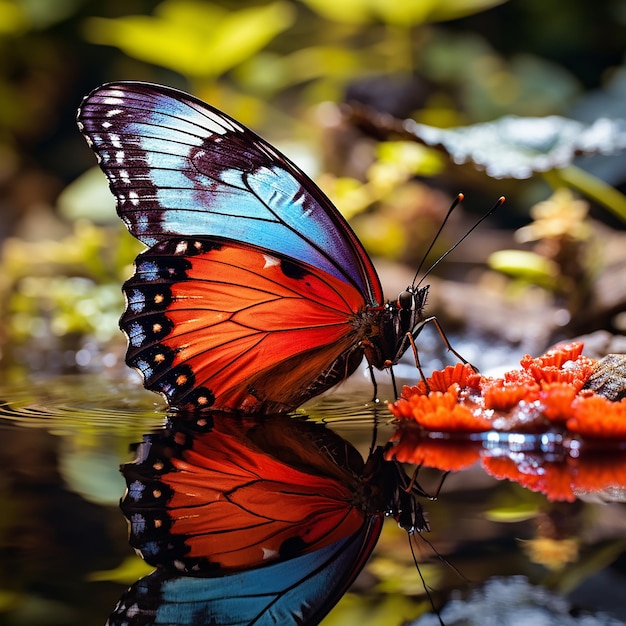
(1, 0, 626, 380)
(2, 3, 626, 626)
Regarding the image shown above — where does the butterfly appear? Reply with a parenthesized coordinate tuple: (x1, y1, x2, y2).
(111, 414, 428, 624)
(77, 82, 431, 413)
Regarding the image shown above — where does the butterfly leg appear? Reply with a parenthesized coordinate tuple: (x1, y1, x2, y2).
(407, 466, 449, 501)
(389, 366, 399, 400)
(408, 315, 479, 373)
(424, 315, 475, 367)
(368, 361, 379, 402)
(387, 330, 429, 391)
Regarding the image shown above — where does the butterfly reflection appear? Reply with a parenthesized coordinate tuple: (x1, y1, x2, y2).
(108, 414, 428, 625)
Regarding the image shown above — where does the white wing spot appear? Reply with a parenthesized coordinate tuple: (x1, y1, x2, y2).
(109, 133, 122, 148)
(262, 547, 279, 560)
(263, 254, 281, 269)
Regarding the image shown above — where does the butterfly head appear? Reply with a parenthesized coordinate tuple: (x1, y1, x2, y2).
(396, 285, 429, 336)
(378, 284, 430, 368)
(362, 285, 429, 371)
(364, 447, 430, 535)
(386, 459, 430, 535)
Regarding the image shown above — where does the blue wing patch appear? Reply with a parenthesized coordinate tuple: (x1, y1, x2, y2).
(77, 82, 383, 305)
(107, 519, 382, 626)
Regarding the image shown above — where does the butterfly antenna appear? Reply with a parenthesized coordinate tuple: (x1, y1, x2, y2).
(417, 532, 471, 584)
(411, 193, 464, 286)
(414, 195, 505, 289)
(408, 536, 446, 626)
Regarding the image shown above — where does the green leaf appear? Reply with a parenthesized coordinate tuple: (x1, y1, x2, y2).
(57, 167, 116, 224)
(488, 249, 560, 290)
(81, 0, 294, 79)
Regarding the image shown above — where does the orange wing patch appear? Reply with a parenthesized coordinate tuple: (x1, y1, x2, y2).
(122, 239, 369, 412)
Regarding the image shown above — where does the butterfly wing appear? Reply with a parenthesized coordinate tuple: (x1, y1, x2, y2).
(106, 520, 382, 626)
(77, 81, 383, 306)
(121, 415, 379, 572)
(77, 81, 390, 411)
(121, 237, 369, 411)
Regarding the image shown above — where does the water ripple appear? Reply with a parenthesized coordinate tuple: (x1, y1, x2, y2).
(0, 373, 165, 432)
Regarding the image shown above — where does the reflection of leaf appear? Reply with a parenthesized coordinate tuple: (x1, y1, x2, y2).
(405, 115, 626, 179)
(88, 556, 154, 584)
(81, 0, 294, 79)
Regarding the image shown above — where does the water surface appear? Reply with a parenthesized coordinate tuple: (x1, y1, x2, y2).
(0, 372, 625, 626)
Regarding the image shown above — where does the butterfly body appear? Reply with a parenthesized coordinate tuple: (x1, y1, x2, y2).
(77, 83, 428, 412)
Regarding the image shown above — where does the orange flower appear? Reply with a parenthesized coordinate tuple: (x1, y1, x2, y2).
(520, 342, 584, 370)
(399, 363, 479, 399)
(390, 386, 493, 431)
(389, 342, 626, 440)
(503, 368, 537, 385)
(567, 395, 626, 438)
(399, 382, 428, 399)
(538, 382, 578, 422)
(520, 343, 594, 391)
(527, 361, 594, 388)
(428, 363, 481, 392)
(482, 378, 538, 410)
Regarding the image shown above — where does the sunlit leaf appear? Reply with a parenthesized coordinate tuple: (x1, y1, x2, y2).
(373, 0, 510, 26)
(301, 0, 508, 25)
(488, 249, 560, 290)
(81, 0, 294, 79)
(299, 0, 376, 25)
(234, 45, 363, 94)
(370, 0, 442, 26)
(403, 115, 626, 179)
(376, 141, 442, 176)
(484, 503, 540, 522)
